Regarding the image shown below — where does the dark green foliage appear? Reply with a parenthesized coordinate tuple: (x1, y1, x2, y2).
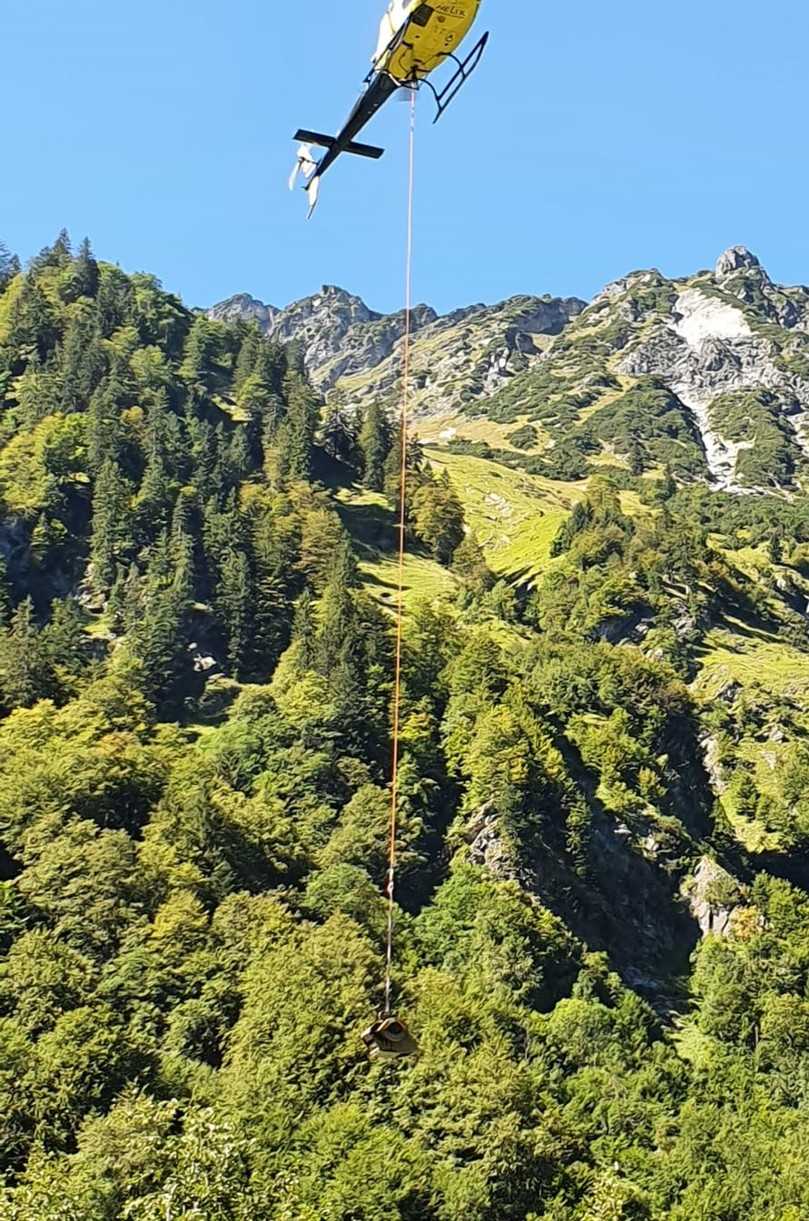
(505, 422, 539, 450)
(276, 371, 319, 480)
(90, 459, 132, 591)
(0, 598, 54, 707)
(709, 389, 797, 487)
(358, 400, 393, 491)
(0, 241, 21, 291)
(411, 469, 465, 563)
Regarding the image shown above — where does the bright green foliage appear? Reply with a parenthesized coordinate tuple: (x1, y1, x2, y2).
(4, 238, 809, 1220)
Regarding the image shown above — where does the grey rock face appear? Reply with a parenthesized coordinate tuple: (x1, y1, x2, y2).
(617, 263, 809, 490)
(683, 857, 743, 938)
(210, 285, 585, 415)
(715, 246, 761, 277)
(210, 248, 809, 490)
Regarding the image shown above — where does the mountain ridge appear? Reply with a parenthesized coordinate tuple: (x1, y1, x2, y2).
(212, 247, 809, 493)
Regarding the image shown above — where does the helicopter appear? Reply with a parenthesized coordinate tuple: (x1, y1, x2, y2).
(289, 0, 489, 217)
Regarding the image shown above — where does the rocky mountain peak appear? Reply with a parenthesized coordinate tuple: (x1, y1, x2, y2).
(715, 246, 762, 278)
(208, 248, 809, 496)
(209, 285, 585, 412)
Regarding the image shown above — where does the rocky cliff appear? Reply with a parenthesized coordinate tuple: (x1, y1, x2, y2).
(210, 285, 586, 416)
(211, 247, 809, 492)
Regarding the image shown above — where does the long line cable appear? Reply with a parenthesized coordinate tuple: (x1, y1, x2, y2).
(383, 86, 417, 1018)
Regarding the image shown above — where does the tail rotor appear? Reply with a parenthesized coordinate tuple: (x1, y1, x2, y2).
(288, 143, 318, 192)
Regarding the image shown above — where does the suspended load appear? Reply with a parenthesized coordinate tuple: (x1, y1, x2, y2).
(361, 1014, 420, 1061)
(289, 1, 489, 216)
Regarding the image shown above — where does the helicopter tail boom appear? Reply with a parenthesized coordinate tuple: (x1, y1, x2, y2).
(293, 129, 385, 160)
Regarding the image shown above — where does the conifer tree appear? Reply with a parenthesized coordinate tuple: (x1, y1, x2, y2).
(217, 549, 253, 678)
(0, 597, 53, 707)
(316, 541, 360, 676)
(0, 241, 20, 291)
(224, 428, 253, 486)
(28, 229, 71, 273)
(58, 307, 105, 411)
(126, 533, 192, 709)
(73, 237, 100, 299)
(253, 339, 286, 395)
(359, 402, 392, 491)
(234, 325, 262, 390)
(0, 556, 11, 627)
(410, 470, 465, 564)
(90, 459, 133, 591)
(252, 513, 291, 671)
(291, 588, 317, 673)
(278, 373, 318, 481)
(383, 434, 426, 506)
(551, 498, 593, 556)
(6, 279, 59, 367)
(135, 455, 173, 538)
(43, 597, 87, 692)
(180, 318, 222, 397)
(321, 406, 361, 470)
(86, 383, 124, 473)
(97, 265, 135, 336)
(59, 236, 100, 304)
(452, 531, 494, 592)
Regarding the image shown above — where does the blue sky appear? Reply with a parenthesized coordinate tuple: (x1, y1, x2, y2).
(2, 1, 808, 315)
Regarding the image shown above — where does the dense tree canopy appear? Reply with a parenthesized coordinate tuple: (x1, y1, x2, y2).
(1, 234, 809, 1219)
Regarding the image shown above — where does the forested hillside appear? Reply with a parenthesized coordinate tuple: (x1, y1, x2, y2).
(3, 233, 809, 1219)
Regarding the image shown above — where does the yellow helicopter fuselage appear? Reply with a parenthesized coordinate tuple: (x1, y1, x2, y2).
(375, 0, 483, 83)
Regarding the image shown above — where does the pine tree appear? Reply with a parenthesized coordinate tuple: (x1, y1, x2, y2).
(0, 597, 53, 707)
(234, 325, 262, 390)
(252, 514, 291, 674)
(291, 588, 317, 673)
(359, 402, 392, 491)
(58, 306, 105, 411)
(452, 532, 494, 592)
(410, 471, 465, 564)
(0, 241, 20, 291)
(43, 597, 87, 693)
(97, 265, 135, 336)
(180, 318, 223, 397)
(90, 459, 133, 590)
(277, 373, 318, 481)
(0, 556, 11, 627)
(320, 406, 361, 470)
(217, 549, 253, 678)
(6, 279, 59, 367)
(86, 383, 122, 473)
(127, 533, 192, 709)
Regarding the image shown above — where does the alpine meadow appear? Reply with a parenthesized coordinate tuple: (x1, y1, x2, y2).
(4, 231, 809, 1220)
